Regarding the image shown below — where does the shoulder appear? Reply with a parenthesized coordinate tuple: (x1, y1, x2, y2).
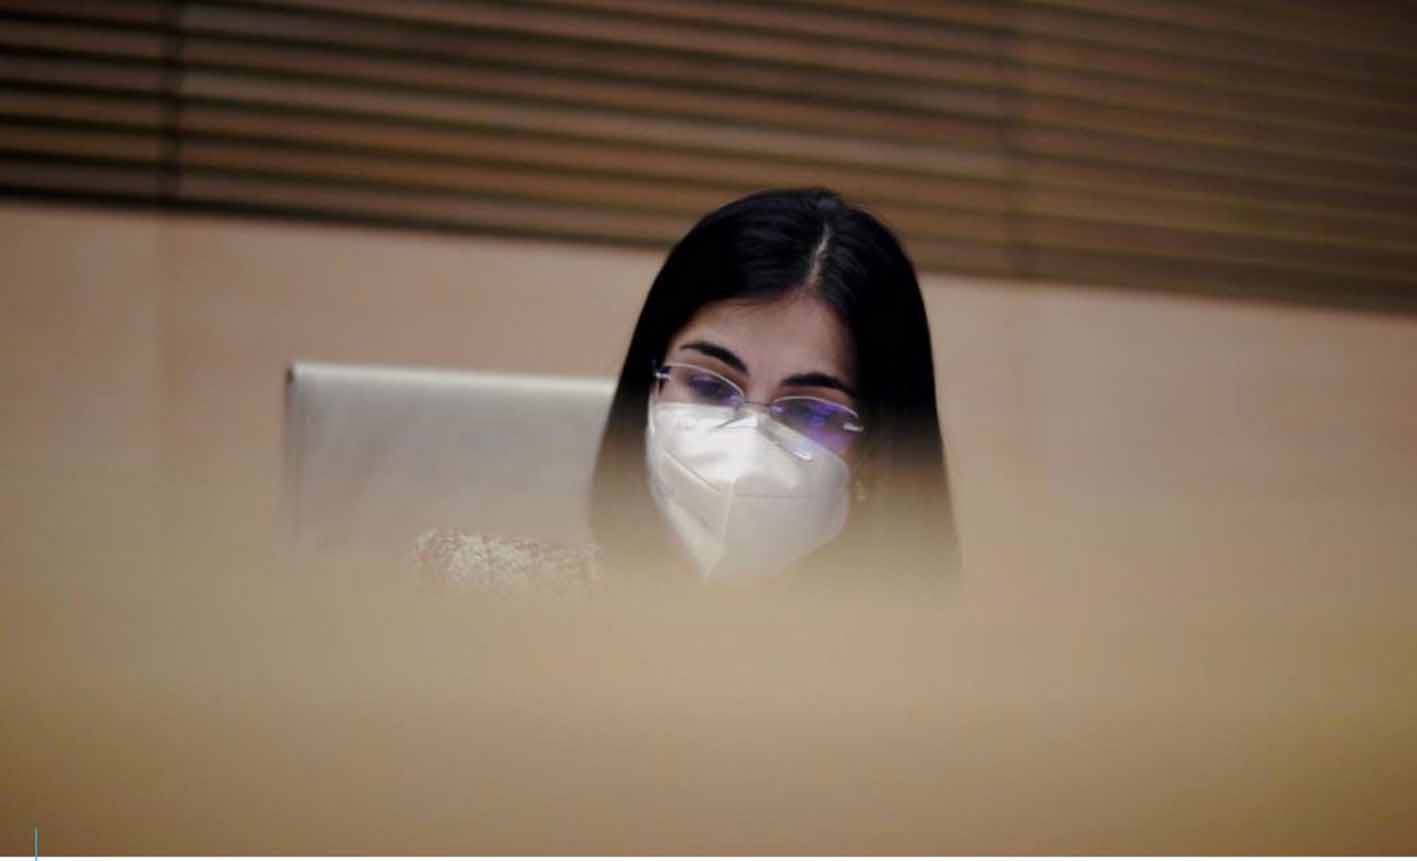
(411, 529, 603, 595)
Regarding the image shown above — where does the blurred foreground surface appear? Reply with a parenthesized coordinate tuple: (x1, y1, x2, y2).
(3, 507, 1415, 855)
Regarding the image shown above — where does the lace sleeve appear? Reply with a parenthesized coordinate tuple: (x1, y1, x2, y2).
(411, 529, 602, 595)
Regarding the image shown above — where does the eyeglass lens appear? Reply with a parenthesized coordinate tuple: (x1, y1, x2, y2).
(656, 363, 861, 454)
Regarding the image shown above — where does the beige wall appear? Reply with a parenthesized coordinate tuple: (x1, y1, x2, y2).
(930, 276, 1417, 611)
(6, 202, 1413, 598)
(3, 207, 164, 592)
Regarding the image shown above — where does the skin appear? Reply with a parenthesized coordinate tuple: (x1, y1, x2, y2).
(662, 292, 861, 465)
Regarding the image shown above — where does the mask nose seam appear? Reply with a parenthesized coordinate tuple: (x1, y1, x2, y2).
(714, 404, 760, 431)
(722, 404, 815, 463)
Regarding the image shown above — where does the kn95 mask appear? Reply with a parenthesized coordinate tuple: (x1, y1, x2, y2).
(645, 401, 850, 580)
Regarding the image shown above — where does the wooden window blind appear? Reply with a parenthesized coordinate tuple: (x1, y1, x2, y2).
(2, 0, 1414, 308)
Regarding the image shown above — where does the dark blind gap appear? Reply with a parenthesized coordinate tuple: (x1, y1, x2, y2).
(0, 1, 175, 199)
(2, 0, 1414, 308)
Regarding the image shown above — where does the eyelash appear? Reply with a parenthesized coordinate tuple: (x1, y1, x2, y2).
(670, 350, 851, 405)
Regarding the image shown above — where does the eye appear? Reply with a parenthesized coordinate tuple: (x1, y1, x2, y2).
(775, 398, 826, 427)
(685, 372, 738, 404)
(769, 397, 863, 455)
(773, 397, 853, 428)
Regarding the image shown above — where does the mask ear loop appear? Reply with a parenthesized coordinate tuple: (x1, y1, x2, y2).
(849, 421, 878, 508)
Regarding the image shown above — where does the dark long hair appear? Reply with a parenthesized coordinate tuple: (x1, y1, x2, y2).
(591, 188, 957, 587)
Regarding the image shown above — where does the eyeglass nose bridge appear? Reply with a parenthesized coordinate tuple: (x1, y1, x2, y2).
(713, 402, 815, 462)
(712, 401, 763, 429)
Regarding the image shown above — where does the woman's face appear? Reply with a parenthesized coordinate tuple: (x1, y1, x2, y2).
(662, 293, 861, 466)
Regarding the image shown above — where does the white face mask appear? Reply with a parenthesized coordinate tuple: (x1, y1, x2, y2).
(645, 401, 851, 580)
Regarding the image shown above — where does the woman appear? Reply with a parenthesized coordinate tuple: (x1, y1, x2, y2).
(591, 188, 957, 588)
(416, 188, 956, 591)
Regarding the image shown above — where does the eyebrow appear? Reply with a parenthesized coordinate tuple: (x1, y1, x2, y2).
(678, 339, 857, 399)
(680, 340, 748, 374)
(782, 371, 857, 400)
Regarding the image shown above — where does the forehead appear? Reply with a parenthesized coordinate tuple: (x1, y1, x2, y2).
(668, 295, 856, 381)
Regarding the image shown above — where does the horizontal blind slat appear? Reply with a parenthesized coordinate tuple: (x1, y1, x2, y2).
(525, 0, 1002, 57)
(1015, 4, 1417, 87)
(0, 50, 168, 92)
(1017, 156, 1417, 227)
(1025, 0, 1417, 62)
(0, 16, 168, 58)
(787, 0, 1007, 31)
(178, 103, 1012, 212)
(0, 87, 166, 127)
(1015, 35, 1417, 123)
(0, 1, 165, 25)
(243, 0, 1009, 87)
(178, 37, 1007, 149)
(0, 154, 164, 197)
(1015, 127, 1417, 195)
(0, 121, 166, 162)
(1019, 96, 1417, 171)
(179, 137, 1014, 245)
(180, 68, 1009, 179)
(181, 138, 743, 217)
(1020, 64, 1417, 135)
(181, 6, 1009, 122)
